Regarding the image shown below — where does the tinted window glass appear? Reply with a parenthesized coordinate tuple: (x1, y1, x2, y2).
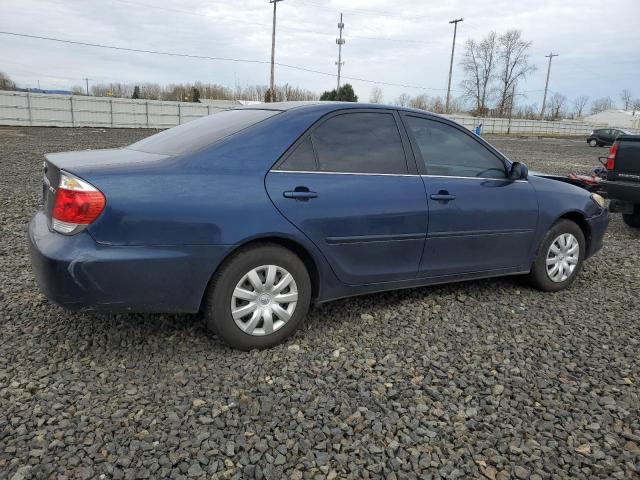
(279, 136, 317, 171)
(311, 113, 407, 174)
(128, 109, 279, 155)
(406, 116, 506, 178)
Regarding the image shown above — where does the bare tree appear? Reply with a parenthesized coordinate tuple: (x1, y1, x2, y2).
(460, 31, 497, 117)
(547, 92, 567, 120)
(572, 95, 589, 119)
(429, 95, 446, 113)
(515, 103, 539, 119)
(369, 87, 384, 103)
(70, 85, 85, 95)
(496, 30, 536, 117)
(0, 72, 16, 90)
(620, 89, 633, 110)
(591, 96, 614, 114)
(395, 93, 411, 107)
(409, 94, 429, 110)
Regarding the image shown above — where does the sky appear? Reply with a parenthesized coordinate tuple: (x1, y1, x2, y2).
(1, 0, 639, 109)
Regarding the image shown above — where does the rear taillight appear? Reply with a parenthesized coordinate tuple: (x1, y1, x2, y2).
(606, 143, 618, 171)
(52, 172, 106, 234)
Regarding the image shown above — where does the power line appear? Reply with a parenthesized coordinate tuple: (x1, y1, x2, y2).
(290, 0, 433, 20)
(111, 0, 433, 46)
(0, 30, 458, 93)
(112, 0, 333, 37)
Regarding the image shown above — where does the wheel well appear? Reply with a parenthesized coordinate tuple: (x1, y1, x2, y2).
(200, 237, 321, 312)
(559, 212, 591, 251)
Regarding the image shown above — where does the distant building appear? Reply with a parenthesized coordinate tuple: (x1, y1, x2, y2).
(584, 109, 640, 130)
(16, 88, 73, 95)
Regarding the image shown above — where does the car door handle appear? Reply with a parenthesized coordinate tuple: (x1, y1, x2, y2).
(430, 191, 456, 202)
(283, 187, 318, 200)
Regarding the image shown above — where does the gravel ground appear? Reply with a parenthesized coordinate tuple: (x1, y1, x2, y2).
(1, 127, 639, 480)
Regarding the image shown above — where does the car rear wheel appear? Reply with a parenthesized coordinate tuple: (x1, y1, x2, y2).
(528, 219, 585, 292)
(622, 205, 640, 228)
(588, 139, 597, 147)
(205, 244, 311, 350)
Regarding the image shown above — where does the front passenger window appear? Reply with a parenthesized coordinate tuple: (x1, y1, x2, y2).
(405, 116, 507, 179)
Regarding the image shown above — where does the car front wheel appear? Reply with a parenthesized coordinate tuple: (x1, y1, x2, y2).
(588, 139, 598, 147)
(528, 219, 585, 292)
(205, 244, 311, 350)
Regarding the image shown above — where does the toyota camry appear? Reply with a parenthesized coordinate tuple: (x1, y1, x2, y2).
(28, 102, 609, 350)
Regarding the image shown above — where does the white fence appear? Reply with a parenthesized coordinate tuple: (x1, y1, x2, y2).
(0, 89, 635, 136)
(0, 90, 235, 128)
(446, 115, 598, 136)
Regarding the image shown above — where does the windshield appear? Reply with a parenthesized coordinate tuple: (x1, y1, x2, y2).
(128, 109, 280, 155)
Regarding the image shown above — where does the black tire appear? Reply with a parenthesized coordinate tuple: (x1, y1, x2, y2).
(588, 139, 597, 147)
(205, 243, 311, 350)
(622, 205, 640, 228)
(528, 219, 586, 292)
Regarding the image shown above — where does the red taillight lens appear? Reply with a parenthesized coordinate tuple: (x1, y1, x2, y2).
(52, 188, 105, 224)
(606, 143, 618, 170)
(51, 172, 105, 234)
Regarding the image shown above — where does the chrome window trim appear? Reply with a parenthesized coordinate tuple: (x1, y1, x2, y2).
(421, 174, 528, 183)
(270, 170, 528, 182)
(271, 170, 419, 177)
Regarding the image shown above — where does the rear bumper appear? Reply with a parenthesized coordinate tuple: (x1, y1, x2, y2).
(602, 180, 640, 205)
(585, 209, 609, 259)
(28, 210, 232, 313)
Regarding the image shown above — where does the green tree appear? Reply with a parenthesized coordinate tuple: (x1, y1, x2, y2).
(132, 85, 140, 99)
(320, 89, 337, 101)
(336, 84, 358, 102)
(320, 84, 358, 102)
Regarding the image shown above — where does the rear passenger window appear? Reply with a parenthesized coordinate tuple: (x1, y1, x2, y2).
(311, 113, 407, 174)
(279, 136, 317, 171)
(406, 116, 506, 179)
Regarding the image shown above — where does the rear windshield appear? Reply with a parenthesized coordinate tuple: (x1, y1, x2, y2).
(127, 109, 279, 155)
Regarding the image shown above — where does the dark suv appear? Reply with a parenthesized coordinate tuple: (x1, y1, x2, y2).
(587, 128, 630, 147)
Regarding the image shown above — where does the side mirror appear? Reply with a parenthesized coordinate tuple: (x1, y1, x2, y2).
(509, 162, 528, 181)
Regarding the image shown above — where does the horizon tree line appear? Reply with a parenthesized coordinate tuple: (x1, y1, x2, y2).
(1, 71, 638, 120)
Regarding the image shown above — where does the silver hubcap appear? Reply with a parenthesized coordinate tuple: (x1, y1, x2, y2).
(546, 233, 580, 283)
(231, 265, 298, 336)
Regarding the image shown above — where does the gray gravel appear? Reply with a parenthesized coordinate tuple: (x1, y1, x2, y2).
(1, 127, 639, 479)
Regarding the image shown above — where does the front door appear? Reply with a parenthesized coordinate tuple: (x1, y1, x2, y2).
(402, 114, 539, 277)
(266, 110, 428, 285)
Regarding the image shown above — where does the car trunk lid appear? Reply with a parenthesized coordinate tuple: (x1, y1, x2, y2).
(41, 148, 169, 222)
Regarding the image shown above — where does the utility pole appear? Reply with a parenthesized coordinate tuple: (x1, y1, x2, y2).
(269, 0, 283, 102)
(83, 77, 90, 96)
(540, 52, 558, 120)
(335, 13, 345, 91)
(507, 84, 516, 134)
(445, 18, 463, 114)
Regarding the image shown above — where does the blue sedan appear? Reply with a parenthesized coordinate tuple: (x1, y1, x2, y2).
(29, 102, 609, 349)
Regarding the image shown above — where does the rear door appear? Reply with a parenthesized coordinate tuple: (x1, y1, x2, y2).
(265, 110, 428, 285)
(401, 114, 539, 277)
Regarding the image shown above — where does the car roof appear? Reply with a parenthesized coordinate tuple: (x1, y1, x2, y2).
(234, 100, 446, 118)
